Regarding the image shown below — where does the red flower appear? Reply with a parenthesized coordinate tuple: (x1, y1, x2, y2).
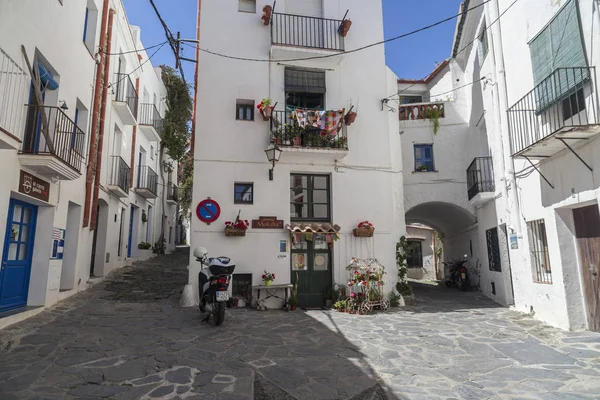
(272, 274, 275, 279)
(262, 274, 266, 279)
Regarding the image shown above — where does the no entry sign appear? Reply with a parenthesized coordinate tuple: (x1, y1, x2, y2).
(196, 199, 221, 224)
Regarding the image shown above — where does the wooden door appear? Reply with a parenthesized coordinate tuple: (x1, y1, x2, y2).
(291, 234, 332, 308)
(573, 205, 600, 332)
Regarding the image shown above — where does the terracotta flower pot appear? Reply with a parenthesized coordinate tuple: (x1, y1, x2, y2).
(292, 137, 302, 147)
(273, 138, 282, 146)
(261, 5, 272, 26)
(290, 305, 297, 311)
(339, 19, 352, 37)
(345, 111, 357, 126)
(260, 107, 273, 121)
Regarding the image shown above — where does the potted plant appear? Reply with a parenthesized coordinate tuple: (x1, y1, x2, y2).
(224, 210, 250, 237)
(141, 209, 148, 223)
(290, 124, 303, 147)
(345, 105, 357, 126)
(261, 4, 272, 26)
(338, 19, 352, 37)
(262, 270, 275, 286)
(325, 286, 333, 308)
(353, 221, 375, 237)
(272, 126, 283, 145)
(335, 137, 348, 149)
(257, 98, 274, 121)
(137, 242, 153, 260)
(289, 279, 298, 310)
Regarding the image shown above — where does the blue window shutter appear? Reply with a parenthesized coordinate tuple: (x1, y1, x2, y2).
(414, 144, 434, 171)
(83, 7, 89, 43)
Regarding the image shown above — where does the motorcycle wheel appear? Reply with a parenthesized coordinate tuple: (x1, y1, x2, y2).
(214, 302, 226, 326)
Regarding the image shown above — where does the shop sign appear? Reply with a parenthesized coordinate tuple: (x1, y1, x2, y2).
(19, 170, 50, 202)
(252, 216, 284, 229)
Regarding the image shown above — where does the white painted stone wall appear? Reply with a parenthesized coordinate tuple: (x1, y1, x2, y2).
(406, 226, 438, 280)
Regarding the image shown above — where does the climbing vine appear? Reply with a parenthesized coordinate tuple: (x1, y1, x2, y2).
(396, 236, 415, 296)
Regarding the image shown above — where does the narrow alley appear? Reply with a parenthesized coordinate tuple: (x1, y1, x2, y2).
(0, 249, 599, 400)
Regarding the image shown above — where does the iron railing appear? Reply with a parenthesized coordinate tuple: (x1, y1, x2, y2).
(167, 183, 179, 202)
(270, 109, 348, 149)
(21, 105, 86, 173)
(0, 48, 29, 141)
(527, 219, 552, 284)
(139, 103, 163, 136)
(271, 13, 344, 51)
(109, 156, 130, 193)
(467, 157, 494, 200)
(508, 67, 599, 156)
(114, 73, 138, 120)
(399, 102, 445, 121)
(136, 165, 158, 196)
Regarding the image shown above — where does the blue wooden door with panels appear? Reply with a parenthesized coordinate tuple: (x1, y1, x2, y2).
(0, 199, 38, 312)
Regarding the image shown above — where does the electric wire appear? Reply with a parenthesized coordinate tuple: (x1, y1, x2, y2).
(100, 41, 168, 56)
(180, 0, 492, 64)
(108, 42, 167, 88)
(147, 0, 186, 80)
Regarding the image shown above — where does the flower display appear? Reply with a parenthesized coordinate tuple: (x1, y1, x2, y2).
(357, 221, 374, 229)
(262, 271, 275, 286)
(225, 219, 250, 230)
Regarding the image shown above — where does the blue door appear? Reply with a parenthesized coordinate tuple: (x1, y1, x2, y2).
(127, 205, 135, 257)
(0, 199, 38, 312)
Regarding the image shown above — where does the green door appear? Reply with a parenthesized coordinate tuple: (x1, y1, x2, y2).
(291, 234, 332, 308)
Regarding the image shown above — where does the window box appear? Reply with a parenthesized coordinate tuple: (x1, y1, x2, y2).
(353, 228, 374, 238)
(225, 227, 247, 237)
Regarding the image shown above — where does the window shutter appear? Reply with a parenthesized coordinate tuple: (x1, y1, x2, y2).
(285, 68, 326, 94)
(529, 0, 588, 110)
(238, 0, 256, 13)
(285, 0, 323, 17)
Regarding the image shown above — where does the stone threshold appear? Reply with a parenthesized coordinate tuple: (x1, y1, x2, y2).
(0, 306, 44, 330)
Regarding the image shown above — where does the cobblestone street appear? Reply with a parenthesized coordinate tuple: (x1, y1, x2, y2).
(0, 248, 599, 399)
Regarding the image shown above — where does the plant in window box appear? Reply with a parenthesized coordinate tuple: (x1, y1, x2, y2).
(271, 126, 283, 146)
(290, 124, 303, 147)
(257, 98, 274, 121)
(224, 211, 250, 237)
(335, 137, 348, 149)
(353, 221, 374, 237)
(415, 165, 430, 172)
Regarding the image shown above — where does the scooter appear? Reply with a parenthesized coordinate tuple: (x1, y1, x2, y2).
(444, 256, 470, 291)
(194, 247, 235, 326)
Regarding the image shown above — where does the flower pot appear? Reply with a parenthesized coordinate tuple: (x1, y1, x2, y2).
(345, 111, 357, 126)
(225, 227, 247, 237)
(260, 107, 273, 121)
(338, 19, 352, 37)
(290, 305, 297, 311)
(273, 138, 282, 146)
(265, 280, 272, 287)
(261, 5, 272, 26)
(353, 228, 374, 238)
(292, 137, 302, 147)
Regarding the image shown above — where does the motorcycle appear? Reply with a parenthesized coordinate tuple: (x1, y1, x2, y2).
(194, 247, 236, 326)
(444, 257, 470, 291)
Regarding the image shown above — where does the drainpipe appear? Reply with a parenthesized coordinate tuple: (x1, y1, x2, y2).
(90, 9, 115, 231)
(190, 0, 201, 155)
(130, 78, 140, 187)
(83, 0, 110, 227)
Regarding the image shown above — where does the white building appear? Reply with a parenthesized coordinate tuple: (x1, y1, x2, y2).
(190, 0, 404, 308)
(404, 0, 600, 332)
(0, 0, 178, 328)
(406, 225, 440, 281)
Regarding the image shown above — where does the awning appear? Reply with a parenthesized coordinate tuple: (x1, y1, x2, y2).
(286, 222, 341, 234)
(37, 61, 59, 91)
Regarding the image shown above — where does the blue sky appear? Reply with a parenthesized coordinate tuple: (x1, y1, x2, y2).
(122, 0, 463, 83)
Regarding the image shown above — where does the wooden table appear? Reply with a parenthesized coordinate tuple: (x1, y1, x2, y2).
(253, 284, 293, 310)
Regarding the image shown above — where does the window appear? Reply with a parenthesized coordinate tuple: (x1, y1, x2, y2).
(234, 183, 254, 204)
(527, 219, 552, 284)
(414, 144, 434, 172)
(478, 22, 489, 63)
(238, 0, 256, 13)
(562, 88, 585, 120)
(529, 0, 588, 107)
(486, 227, 502, 272)
(285, 68, 326, 110)
(232, 274, 252, 298)
(83, 0, 99, 54)
(400, 95, 423, 105)
(236, 100, 254, 121)
(406, 240, 423, 268)
(290, 174, 330, 221)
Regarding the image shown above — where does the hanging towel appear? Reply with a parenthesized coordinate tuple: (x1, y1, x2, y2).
(319, 110, 344, 136)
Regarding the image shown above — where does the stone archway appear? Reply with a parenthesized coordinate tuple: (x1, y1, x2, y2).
(405, 201, 476, 239)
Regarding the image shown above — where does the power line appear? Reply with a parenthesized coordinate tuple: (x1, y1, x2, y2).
(108, 42, 167, 88)
(387, 0, 519, 101)
(147, 0, 185, 80)
(428, 77, 485, 98)
(181, 0, 491, 64)
(101, 41, 168, 56)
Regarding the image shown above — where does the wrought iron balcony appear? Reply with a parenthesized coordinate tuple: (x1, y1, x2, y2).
(108, 156, 130, 198)
(167, 183, 178, 203)
(139, 103, 163, 140)
(135, 165, 158, 199)
(508, 67, 600, 158)
(271, 13, 345, 52)
(0, 48, 29, 150)
(19, 105, 85, 180)
(399, 102, 445, 121)
(467, 157, 495, 203)
(269, 110, 348, 151)
(113, 73, 138, 125)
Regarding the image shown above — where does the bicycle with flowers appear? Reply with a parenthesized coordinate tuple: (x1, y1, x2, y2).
(346, 258, 389, 314)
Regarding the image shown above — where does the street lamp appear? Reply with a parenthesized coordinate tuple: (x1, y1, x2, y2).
(264, 143, 282, 181)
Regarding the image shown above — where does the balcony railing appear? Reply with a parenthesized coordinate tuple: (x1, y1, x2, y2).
(467, 157, 495, 201)
(508, 67, 599, 156)
(139, 103, 163, 136)
(114, 73, 138, 120)
(167, 183, 179, 202)
(270, 110, 348, 150)
(0, 48, 29, 142)
(271, 13, 345, 51)
(109, 156, 130, 194)
(399, 102, 445, 121)
(21, 105, 86, 172)
(136, 165, 158, 196)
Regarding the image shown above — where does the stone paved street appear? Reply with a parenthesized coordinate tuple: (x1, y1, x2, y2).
(0, 248, 599, 399)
